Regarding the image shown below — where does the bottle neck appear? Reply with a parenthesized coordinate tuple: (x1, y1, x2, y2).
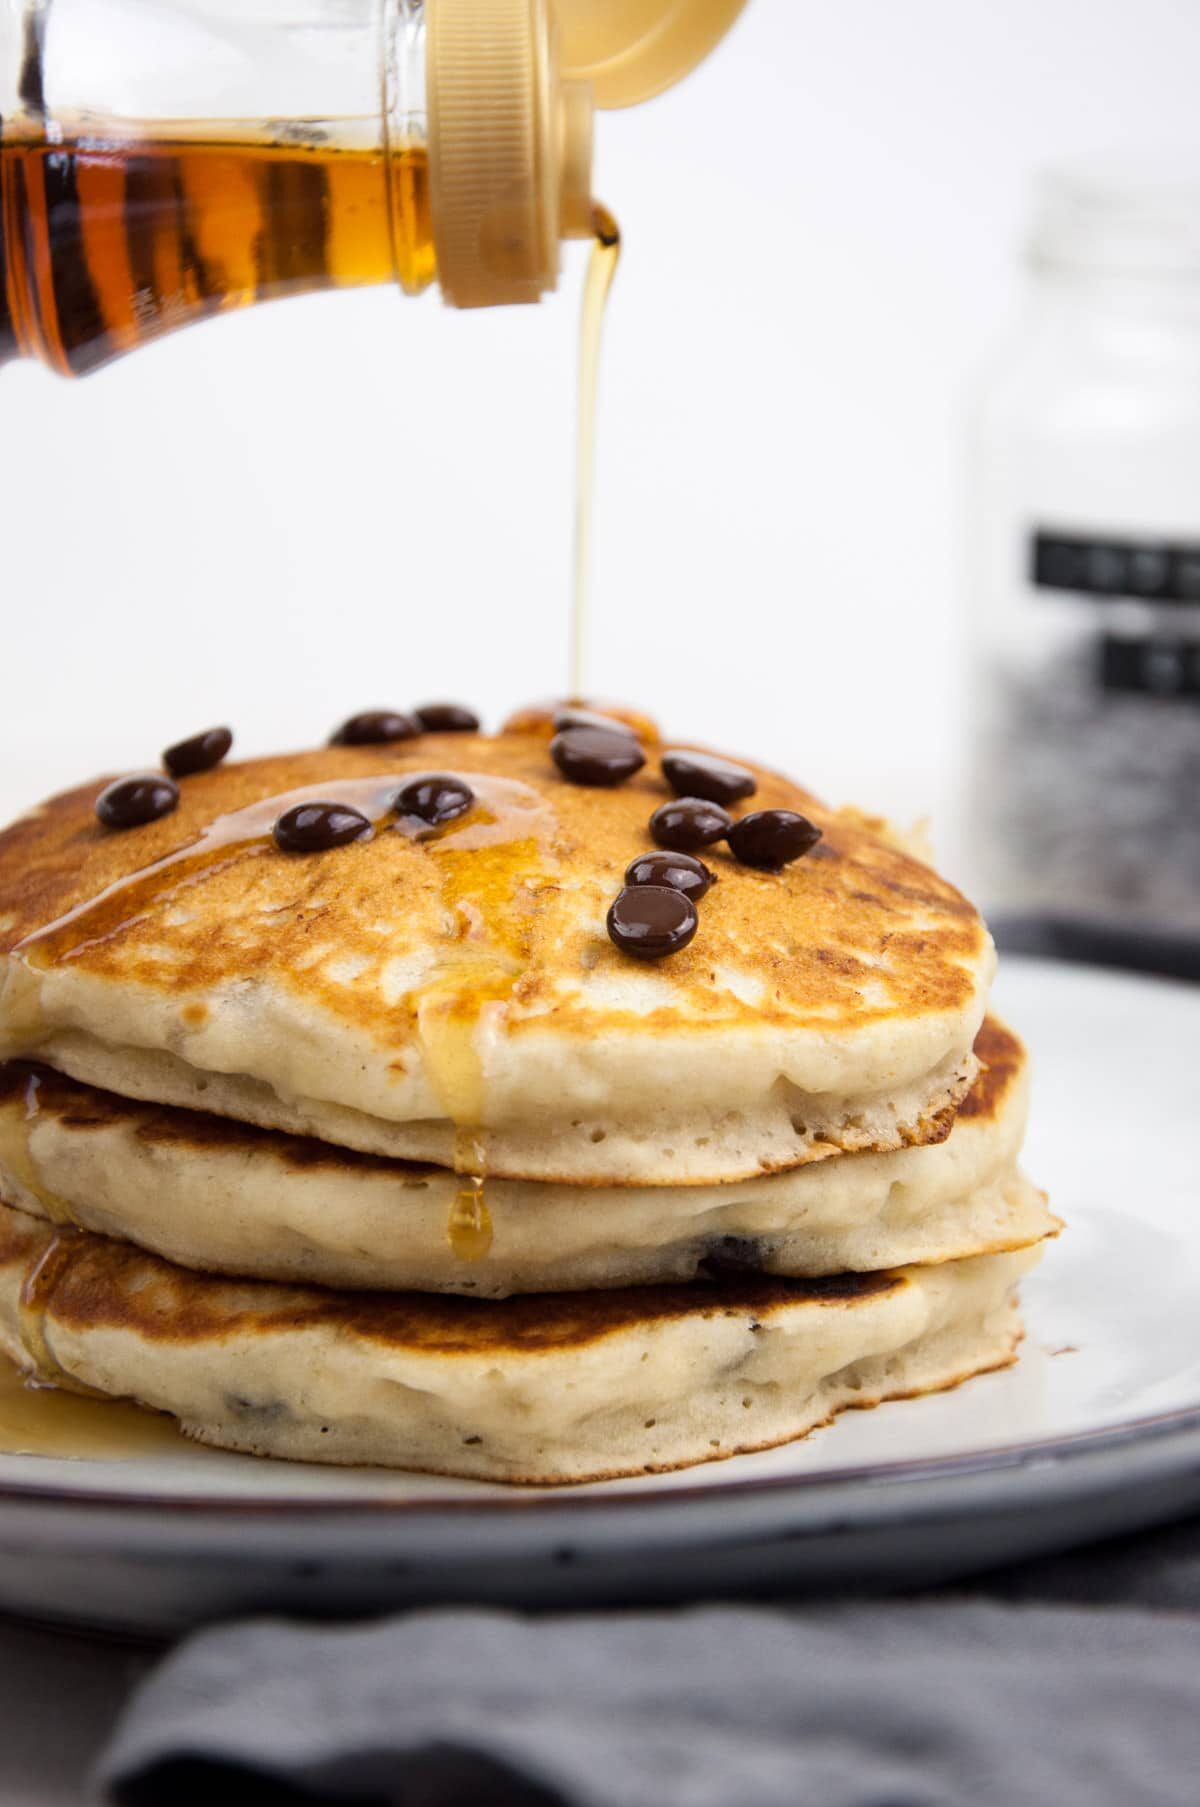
(1028, 157, 1200, 320)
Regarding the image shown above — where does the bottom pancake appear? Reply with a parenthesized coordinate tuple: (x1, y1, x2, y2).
(0, 1202, 1042, 1484)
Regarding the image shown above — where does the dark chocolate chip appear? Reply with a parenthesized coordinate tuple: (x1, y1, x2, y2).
(414, 703, 481, 733)
(553, 706, 640, 739)
(624, 850, 715, 903)
(96, 775, 180, 830)
(273, 801, 372, 853)
(330, 710, 420, 747)
(699, 1235, 767, 1281)
(163, 726, 233, 779)
(394, 773, 475, 826)
(661, 748, 756, 806)
(551, 727, 646, 787)
(727, 809, 823, 870)
(606, 885, 698, 959)
(649, 797, 732, 851)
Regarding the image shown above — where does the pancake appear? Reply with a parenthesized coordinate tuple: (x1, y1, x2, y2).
(0, 1021, 1056, 1295)
(0, 730, 992, 1185)
(0, 1202, 1039, 1483)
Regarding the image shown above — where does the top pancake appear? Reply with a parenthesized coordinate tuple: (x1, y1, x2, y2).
(0, 725, 993, 1183)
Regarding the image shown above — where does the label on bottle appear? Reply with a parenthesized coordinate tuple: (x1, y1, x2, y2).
(1098, 633, 1200, 700)
(1030, 530, 1200, 701)
(1031, 530, 1200, 604)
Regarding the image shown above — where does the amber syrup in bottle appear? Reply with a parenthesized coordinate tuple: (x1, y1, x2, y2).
(0, 126, 434, 376)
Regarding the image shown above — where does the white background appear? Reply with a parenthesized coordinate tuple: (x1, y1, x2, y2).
(3, 0, 1199, 878)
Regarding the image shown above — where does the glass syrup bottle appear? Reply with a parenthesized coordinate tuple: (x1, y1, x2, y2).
(1, 0, 747, 377)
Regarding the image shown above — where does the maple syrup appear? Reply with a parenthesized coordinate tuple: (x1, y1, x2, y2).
(0, 1354, 184, 1460)
(18, 1229, 90, 1388)
(447, 1140, 496, 1264)
(420, 823, 556, 1264)
(570, 204, 621, 700)
(0, 1220, 184, 1459)
(0, 126, 433, 376)
(0, 1066, 73, 1227)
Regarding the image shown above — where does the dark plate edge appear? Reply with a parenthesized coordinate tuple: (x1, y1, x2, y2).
(0, 1398, 1198, 1521)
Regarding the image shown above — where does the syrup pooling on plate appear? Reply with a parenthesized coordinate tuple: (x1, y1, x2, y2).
(0, 129, 433, 376)
(0, 1355, 185, 1460)
(2, 1219, 184, 1457)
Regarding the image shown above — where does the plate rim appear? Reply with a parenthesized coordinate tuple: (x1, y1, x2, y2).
(1, 1397, 1198, 1521)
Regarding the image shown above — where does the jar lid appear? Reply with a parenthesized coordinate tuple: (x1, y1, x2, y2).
(426, 0, 593, 309)
(1030, 155, 1200, 278)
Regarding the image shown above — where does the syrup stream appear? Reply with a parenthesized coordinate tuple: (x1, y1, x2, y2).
(570, 204, 621, 702)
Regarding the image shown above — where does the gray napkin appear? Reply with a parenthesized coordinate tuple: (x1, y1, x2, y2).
(98, 1515, 1200, 1807)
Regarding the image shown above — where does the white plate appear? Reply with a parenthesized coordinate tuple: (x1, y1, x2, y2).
(1, 956, 1197, 1636)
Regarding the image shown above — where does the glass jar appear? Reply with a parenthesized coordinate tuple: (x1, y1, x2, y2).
(965, 157, 1200, 978)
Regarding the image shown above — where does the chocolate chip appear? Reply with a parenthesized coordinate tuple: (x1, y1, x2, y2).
(699, 1236, 767, 1281)
(551, 727, 646, 787)
(96, 775, 180, 830)
(330, 710, 419, 747)
(661, 749, 756, 806)
(394, 773, 475, 826)
(273, 802, 372, 853)
(649, 797, 732, 851)
(625, 850, 715, 903)
(727, 809, 823, 870)
(163, 726, 232, 779)
(414, 703, 480, 733)
(553, 707, 640, 739)
(607, 885, 698, 959)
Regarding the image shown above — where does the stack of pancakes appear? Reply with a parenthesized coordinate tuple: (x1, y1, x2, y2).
(0, 712, 1056, 1483)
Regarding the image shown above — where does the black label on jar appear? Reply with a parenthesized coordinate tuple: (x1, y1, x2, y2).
(1099, 633, 1200, 701)
(1032, 530, 1200, 603)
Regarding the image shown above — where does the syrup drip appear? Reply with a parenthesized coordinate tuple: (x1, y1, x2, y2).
(417, 837, 549, 1265)
(570, 204, 621, 702)
(447, 1133, 495, 1263)
(0, 1068, 75, 1225)
(419, 973, 508, 1267)
(0, 1220, 189, 1459)
(17, 1230, 98, 1391)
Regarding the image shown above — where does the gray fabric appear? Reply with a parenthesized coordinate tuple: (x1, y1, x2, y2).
(98, 1515, 1200, 1807)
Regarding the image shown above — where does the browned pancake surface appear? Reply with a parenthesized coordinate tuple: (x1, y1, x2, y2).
(0, 1015, 1021, 1186)
(0, 1206, 899, 1355)
(0, 732, 987, 1057)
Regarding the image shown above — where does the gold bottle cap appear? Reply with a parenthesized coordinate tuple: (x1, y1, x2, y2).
(557, 0, 749, 108)
(426, 0, 595, 309)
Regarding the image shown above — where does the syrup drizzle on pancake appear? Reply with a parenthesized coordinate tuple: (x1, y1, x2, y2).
(418, 834, 554, 1263)
(15, 773, 560, 1270)
(13, 771, 552, 972)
